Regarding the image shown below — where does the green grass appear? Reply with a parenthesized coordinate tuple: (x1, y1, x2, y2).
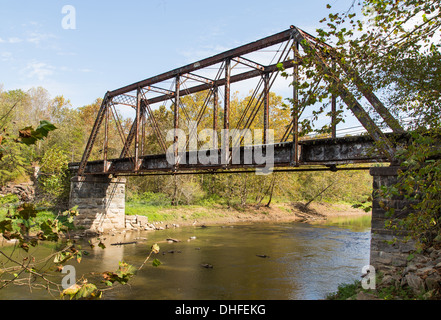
(124, 201, 181, 222)
(125, 200, 230, 223)
(326, 274, 420, 300)
(326, 281, 362, 300)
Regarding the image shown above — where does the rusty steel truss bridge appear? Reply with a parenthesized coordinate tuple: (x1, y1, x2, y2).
(70, 26, 408, 177)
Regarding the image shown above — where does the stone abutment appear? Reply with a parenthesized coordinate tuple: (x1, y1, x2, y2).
(69, 175, 126, 232)
(369, 166, 417, 273)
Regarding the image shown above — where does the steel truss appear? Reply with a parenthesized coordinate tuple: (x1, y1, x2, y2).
(76, 26, 402, 176)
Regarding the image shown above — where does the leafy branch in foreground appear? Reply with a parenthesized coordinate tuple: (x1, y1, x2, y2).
(1, 195, 163, 299)
(60, 244, 161, 300)
(0, 119, 162, 299)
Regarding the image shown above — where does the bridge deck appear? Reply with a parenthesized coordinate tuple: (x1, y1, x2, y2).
(69, 134, 401, 175)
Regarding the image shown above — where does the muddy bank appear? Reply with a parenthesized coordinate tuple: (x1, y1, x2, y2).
(124, 201, 371, 232)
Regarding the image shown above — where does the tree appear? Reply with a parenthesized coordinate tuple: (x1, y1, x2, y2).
(314, 0, 440, 127)
(42, 95, 84, 162)
(309, 0, 441, 245)
(37, 146, 70, 206)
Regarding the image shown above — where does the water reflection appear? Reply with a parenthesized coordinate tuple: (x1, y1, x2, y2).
(0, 218, 371, 300)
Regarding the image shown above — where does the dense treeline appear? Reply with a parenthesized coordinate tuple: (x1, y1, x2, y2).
(0, 85, 372, 209)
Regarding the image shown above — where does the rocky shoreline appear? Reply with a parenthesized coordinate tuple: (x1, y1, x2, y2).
(350, 242, 441, 300)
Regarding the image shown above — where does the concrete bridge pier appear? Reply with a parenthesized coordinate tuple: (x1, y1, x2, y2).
(369, 166, 417, 273)
(69, 175, 126, 232)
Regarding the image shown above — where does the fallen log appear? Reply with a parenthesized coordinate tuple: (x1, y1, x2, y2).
(110, 241, 137, 246)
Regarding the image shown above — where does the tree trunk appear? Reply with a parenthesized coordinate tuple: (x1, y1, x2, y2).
(304, 180, 336, 208)
(265, 175, 276, 207)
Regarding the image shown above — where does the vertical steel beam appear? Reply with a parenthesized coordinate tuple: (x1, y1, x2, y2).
(331, 95, 337, 138)
(224, 59, 231, 132)
(291, 41, 300, 166)
(174, 75, 180, 167)
(141, 113, 146, 156)
(134, 88, 141, 171)
(263, 72, 270, 144)
(331, 60, 337, 139)
(223, 59, 231, 165)
(213, 85, 218, 149)
(141, 98, 167, 154)
(103, 103, 109, 172)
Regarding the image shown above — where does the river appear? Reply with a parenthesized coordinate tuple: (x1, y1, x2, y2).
(0, 216, 371, 300)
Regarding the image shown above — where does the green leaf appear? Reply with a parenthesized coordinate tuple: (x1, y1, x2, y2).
(15, 203, 38, 220)
(102, 261, 135, 286)
(39, 220, 59, 241)
(54, 251, 73, 264)
(75, 283, 100, 300)
(0, 219, 13, 233)
(152, 259, 161, 267)
(76, 250, 82, 264)
(103, 280, 113, 287)
(18, 120, 57, 145)
(35, 120, 57, 138)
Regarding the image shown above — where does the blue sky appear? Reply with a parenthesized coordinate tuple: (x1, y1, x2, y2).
(0, 0, 355, 110)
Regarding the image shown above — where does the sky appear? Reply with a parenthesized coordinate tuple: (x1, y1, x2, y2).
(0, 0, 357, 112)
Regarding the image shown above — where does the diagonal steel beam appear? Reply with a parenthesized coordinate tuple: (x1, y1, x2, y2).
(181, 73, 214, 85)
(119, 99, 146, 159)
(144, 85, 175, 97)
(333, 56, 404, 134)
(295, 27, 396, 161)
(232, 56, 265, 71)
(77, 92, 109, 176)
(297, 29, 404, 134)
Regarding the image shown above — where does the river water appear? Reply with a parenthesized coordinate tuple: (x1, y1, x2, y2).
(0, 216, 371, 300)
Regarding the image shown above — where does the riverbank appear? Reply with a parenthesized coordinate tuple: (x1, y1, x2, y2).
(0, 200, 370, 244)
(123, 201, 371, 231)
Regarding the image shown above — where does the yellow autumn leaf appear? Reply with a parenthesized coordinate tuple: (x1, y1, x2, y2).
(61, 283, 81, 299)
(151, 243, 160, 254)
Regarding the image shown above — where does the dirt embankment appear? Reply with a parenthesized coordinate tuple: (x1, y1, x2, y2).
(147, 201, 370, 229)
